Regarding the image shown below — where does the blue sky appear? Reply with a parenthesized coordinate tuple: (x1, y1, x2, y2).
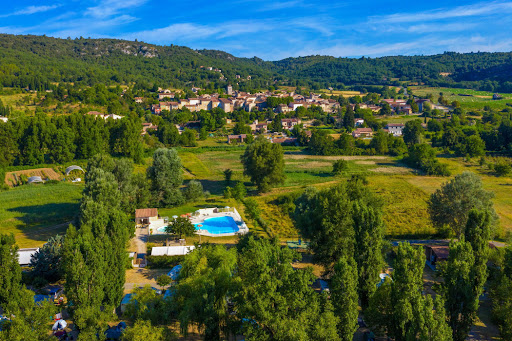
(1, 0, 511, 60)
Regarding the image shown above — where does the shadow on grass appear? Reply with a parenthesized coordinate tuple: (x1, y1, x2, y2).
(8, 202, 79, 242)
(197, 179, 229, 196)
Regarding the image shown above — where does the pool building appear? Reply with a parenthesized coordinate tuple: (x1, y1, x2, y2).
(154, 207, 249, 237)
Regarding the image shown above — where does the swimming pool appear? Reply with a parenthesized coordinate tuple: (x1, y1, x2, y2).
(157, 215, 240, 234)
(196, 216, 239, 234)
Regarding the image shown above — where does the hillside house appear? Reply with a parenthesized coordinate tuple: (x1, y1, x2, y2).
(352, 128, 374, 138)
(385, 123, 405, 136)
(135, 208, 159, 225)
(219, 98, 233, 112)
(398, 105, 413, 115)
(158, 92, 174, 100)
(354, 118, 365, 127)
(227, 134, 247, 144)
(282, 118, 301, 129)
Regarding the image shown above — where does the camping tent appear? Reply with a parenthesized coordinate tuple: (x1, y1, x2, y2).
(65, 165, 84, 175)
(52, 319, 67, 331)
(27, 176, 44, 184)
(167, 264, 182, 280)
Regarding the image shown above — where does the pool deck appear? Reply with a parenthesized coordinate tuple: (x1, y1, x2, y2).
(152, 207, 249, 237)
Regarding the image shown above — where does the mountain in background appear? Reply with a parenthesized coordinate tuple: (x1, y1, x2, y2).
(1, 34, 512, 92)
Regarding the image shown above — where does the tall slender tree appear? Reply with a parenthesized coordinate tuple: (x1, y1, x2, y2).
(331, 256, 359, 341)
(442, 239, 480, 341)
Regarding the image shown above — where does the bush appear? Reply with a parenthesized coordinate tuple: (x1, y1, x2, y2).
(494, 160, 512, 176)
(183, 180, 204, 201)
(146, 255, 185, 269)
(332, 159, 349, 175)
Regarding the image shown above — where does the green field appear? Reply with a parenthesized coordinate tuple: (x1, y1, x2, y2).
(2, 144, 512, 247)
(0, 182, 83, 247)
(410, 86, 512, 111)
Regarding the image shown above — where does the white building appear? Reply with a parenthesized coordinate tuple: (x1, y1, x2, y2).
(385, 123, 405, 136)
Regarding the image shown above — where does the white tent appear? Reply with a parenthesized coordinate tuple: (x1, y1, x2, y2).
(52, 319, 67, 331)
(65, 165, 84, 175)
(151, 246, 195, 256)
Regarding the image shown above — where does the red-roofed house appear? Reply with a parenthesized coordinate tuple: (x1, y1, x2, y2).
(352, 128, 374, 138)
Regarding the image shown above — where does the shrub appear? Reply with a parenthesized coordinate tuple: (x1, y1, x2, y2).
(146, 255, 185, 269)
(494, 160, 512, 176)
(332, 159, 349, 175)
(183, 180, 204, 202)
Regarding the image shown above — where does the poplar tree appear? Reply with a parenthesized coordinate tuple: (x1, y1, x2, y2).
(442, 239, 479, 341)
(235, 236, 339, 341)
(0, 234, 22, 313)
(352, 201, 384, 308)
(367, 243, 452, 341)
(331, 256, 359, 341)
(147, 148, 184, 207)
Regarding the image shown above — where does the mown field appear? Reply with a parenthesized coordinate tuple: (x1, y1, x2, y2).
(0, 182, 83, 247)
(409, 86, 512, 111)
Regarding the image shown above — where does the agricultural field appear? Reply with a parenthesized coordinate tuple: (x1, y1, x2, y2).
(0, 182, 83, 247)
(409, 86, 512, 111)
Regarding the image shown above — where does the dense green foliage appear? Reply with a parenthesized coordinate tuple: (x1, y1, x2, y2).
(29, 234, 64, 283)
(241, 136, 285, 192)
(330, 256, 359, 341)
(165, 217, 196, 239)
(428, 172, 497, 237)
(0, 112, 144, 167)
(147, 148, 184, 207)
(63, 155, 133, 338)
(367, 242, 452, 341)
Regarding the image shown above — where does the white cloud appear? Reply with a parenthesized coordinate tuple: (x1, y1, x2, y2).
(85, 0, 148, 18)
(0, 5, 60, 18)
(368, 0, 512, 24)
(257, 1, 304, 11)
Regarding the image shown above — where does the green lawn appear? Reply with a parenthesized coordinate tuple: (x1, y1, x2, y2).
(0, 182, 83, 247)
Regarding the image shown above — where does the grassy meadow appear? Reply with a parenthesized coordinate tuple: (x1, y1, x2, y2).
(0, 182, 83, 247)
(2, 143, 512, 247)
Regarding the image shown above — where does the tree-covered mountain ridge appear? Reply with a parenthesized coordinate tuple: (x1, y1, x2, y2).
(2, 33, 512, 92)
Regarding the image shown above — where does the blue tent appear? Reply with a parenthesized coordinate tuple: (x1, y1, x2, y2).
(167, 264, 182, 280)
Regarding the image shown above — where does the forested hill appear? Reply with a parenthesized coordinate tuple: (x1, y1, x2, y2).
(274, 52, 512, 92)
(2, 33, 512, 92)
(0, 34, 273, 91)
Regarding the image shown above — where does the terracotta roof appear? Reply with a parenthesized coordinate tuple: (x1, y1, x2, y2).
(354, 128, 373, 133)
(135, 208, 158, 218)
(428, 246, 449, 260)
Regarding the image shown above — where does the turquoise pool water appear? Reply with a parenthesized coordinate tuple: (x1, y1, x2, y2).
(157, 215, 240, 234)
(195, 216, 239, 234)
